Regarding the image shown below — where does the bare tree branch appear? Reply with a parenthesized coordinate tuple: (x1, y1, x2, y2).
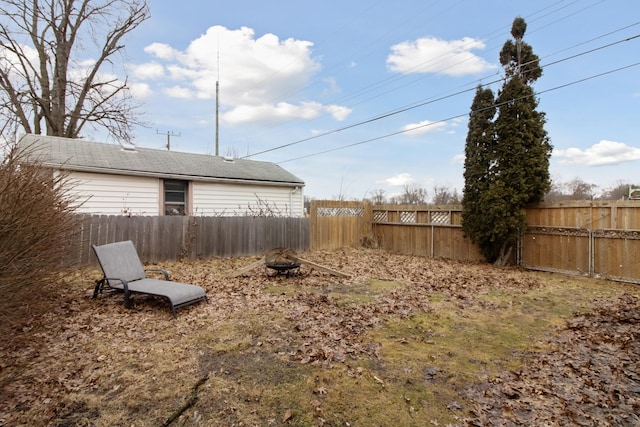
(0, 0, 149, 142)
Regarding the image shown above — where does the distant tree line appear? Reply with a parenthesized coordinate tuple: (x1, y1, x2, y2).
(306, 178, 638, 208)
(365, 185, 461, 205)
(545, 178, 639, 201)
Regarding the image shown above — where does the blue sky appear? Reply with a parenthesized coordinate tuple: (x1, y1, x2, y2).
(102, 0, 639, 200)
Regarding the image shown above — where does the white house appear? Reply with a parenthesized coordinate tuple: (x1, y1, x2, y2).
(18, 134, 305, 217)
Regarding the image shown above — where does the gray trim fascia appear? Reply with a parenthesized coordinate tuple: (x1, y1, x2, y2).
(49, 163, 305, 188)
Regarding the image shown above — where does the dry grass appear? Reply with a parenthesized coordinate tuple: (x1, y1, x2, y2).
(0, 248, 638, 426)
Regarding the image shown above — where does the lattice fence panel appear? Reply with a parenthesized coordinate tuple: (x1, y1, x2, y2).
(373, 211, 388, 223)
(400, 211, 416, 223)
(430, 211, 451, 225)
(317, 207, 364, 217)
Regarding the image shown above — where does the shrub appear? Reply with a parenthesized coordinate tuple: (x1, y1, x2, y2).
(0, 141, 79, 303)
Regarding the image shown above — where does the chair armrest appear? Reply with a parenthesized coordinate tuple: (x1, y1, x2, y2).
(101, 277, 131, 291)
(98, 277, 134, 309)
(145, 268, 170, 281)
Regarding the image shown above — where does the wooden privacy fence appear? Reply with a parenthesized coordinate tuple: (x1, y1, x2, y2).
(69, 214, 310, 266)
(309, 200, 373, 250)
(310, 200, 640, 284)
(521, 201, 640, 283)
(310, 200, 482, 261)
(68, 201, 640, 283)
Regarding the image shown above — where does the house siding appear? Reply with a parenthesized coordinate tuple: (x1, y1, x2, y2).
(60, 171, 304, 217)
(193, 182, 304, 217)
(63, 171, 160, 215)
(21, 135, 305, 217)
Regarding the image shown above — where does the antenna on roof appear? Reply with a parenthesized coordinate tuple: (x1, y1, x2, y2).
(157, 130, 180, 150)
(215, 40, 220, 156)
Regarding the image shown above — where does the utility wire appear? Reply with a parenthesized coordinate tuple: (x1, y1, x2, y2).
(235, 0, 585, 148)
(276, 61, 640, 164)
(338, 18, 640, 116)
(240, 31, 640, 159)
(301, 0, 580, 109)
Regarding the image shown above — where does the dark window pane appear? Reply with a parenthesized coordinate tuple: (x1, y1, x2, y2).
(164, 180, 187, 216)
(165, 192, 184, 203)
(165, 181, 186, 192)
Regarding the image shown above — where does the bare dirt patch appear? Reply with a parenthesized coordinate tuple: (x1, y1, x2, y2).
(0, 248, 638, 426)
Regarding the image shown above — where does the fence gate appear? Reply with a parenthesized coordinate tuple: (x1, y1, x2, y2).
(592, 229, 640, 284)
(520, 226, 640, 284)
(520, 226, 591, 276)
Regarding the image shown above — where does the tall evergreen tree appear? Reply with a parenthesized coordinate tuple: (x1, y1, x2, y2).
(461, 86, 495, 248)
(462, 17, 552, 265)
(499, 17, 542, 84)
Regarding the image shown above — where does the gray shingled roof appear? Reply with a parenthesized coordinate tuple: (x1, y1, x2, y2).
(18, 134, 304, 186)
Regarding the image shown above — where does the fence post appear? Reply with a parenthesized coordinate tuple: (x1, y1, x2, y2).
(310, 200, 319, 251)
(360, 201, 373, 245)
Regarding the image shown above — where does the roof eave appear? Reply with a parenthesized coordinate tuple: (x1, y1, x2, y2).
(49, 163, 305, 187)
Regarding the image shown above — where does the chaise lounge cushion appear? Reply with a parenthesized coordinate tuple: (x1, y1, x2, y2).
(105, 278, 206, 308)
(92, 240, 207, 317)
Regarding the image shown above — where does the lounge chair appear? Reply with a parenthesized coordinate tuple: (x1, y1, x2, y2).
(92, 240, 208, 318)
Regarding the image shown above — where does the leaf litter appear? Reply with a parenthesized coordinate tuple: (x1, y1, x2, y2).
(0, 247, 637, 426)
(466, 293, 640, 426)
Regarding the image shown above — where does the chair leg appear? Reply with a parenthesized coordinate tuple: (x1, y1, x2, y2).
(123, 290, 133, 309)
(93, 279, 105, 298)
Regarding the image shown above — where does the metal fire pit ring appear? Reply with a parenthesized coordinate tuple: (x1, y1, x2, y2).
(265, 247, 301, 276)
(229, 248, 350, 279)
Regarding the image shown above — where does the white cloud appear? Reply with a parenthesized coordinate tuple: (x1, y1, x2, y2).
(221, 101, 319, 125)
(387, 36, 496, 76)
(451, 154, 465, 164)
(554, 140, 640, 166)
(163, 86, 194, 99)
(322, 77, 340, 96)
(144, 43, 178, 60)
(129, 82, 153, 99)
(129, 62, 165, 80)
(0, 43, 38, 68)
(325, 104, 352, 121)
(385, 173, 414, 187)
(136, 25, 350, 124)
(222, 101, 351, 125)
(77, 58, 97, 68)
(402, 119, 447, 136)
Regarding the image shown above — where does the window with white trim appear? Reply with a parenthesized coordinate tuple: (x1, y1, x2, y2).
(164, 180, 188, 215)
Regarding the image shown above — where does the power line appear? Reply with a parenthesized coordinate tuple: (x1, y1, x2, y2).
(240, 31, 640, 159)
(276, 61, 640, 164)
(234, 0, 583, 149)
(339, 14, 640, 116)
(298, 0, 578, 111)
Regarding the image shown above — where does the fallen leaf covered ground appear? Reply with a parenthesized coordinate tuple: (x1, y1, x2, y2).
(0, 248, 638, 426)
(467, 293, 640, 426)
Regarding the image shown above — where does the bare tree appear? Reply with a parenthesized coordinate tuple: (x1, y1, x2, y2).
(544, 179, 567, 202)
(390, 185, 428, 205)
(0, 0, 149, 143)
(567, 178, 598, 200)
(432, 185, 461, 205)
(601, 181, 638, 200)
(545, 177, 599, 201)
(369, 189, 387, 205)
